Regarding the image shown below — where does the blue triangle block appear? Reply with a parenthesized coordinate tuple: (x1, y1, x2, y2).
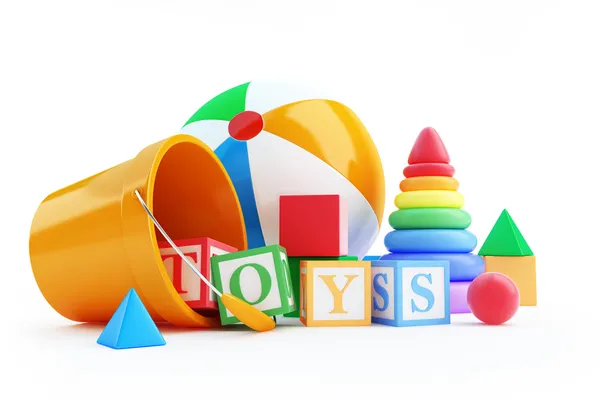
(97, 288, 166, 350)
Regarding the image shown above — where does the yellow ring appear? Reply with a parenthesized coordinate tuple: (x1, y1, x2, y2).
(394, 190, 464, 209)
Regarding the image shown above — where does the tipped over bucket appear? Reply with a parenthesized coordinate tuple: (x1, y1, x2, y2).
(29, 134, 247, 328)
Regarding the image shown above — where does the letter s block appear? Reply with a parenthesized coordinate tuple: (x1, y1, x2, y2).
(210, 245, 296, 325)
(300, 260, 371, 327)
(371, 260, 450, 327)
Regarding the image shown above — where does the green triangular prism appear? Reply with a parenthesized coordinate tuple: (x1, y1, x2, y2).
(183, 82, 250, 126)
(478, 209, 533, 256)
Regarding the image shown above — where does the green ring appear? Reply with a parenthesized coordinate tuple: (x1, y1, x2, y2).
(389, 208, 472, 230)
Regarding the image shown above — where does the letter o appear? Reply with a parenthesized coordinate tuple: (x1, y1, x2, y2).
(229, 263, 272, 305)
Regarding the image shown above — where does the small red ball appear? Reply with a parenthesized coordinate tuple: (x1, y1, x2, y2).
(467, 272, 520, 325)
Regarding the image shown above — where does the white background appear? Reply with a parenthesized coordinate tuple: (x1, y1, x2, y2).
(1, 0, 598, 400)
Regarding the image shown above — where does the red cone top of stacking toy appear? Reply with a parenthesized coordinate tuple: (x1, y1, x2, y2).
(408, 127, 451, 165)
(228, 111, 264, 141)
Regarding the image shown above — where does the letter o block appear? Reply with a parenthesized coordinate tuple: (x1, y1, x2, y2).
(371, 260, 450, 327)
(211, 245, 296, 325)
(300, 260, 371, 327)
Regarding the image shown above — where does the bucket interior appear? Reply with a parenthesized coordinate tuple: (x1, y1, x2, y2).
(150, 140, 246, 318)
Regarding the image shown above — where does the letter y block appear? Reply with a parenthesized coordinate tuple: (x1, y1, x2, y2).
(300, 260, 371, 327)
(371, 260, 450, 327)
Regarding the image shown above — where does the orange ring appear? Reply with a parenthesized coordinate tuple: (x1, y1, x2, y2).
(400, 176, 459, 192)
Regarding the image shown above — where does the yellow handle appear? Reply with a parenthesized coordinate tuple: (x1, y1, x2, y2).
(220, 293, 276, 332)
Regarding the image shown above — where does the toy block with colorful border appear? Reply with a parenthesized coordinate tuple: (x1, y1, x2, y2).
(279, 194, 348, 257)
(300, 260, 371, 327)
(483, 256, 537, 306)
(159, 237, 237, 312)
(284, 256, 359, 318)
(371, 259, 451, 327)
(211, 245, 296, 325)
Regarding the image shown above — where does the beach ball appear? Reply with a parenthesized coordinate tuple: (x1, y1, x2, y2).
(179, 79, 385, 258)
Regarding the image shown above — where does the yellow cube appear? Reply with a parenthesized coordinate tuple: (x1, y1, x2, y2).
(300, 260, 371, 327)
(483, 256, 537, 306)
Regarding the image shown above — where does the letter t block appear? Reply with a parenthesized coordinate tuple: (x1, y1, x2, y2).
(371, 260, 450, 327)
(300, 260, 371, 327)
(159, 237, 237, 313)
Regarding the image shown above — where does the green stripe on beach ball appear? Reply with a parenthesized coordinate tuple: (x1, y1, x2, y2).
(183, 82, 250, 125)
(389, 208, 472, 230)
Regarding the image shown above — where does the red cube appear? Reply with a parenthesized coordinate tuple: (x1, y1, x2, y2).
(158, 237, 237, 312)
(279, 194, 348, 257)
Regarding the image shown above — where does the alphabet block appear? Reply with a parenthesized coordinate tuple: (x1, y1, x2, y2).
(371, 260, 450, 327)
(158, 237, 237, 313)
(279, 194, 348, 257)
(284, 256, 359, 318)
(483, 256, 536, 306)
(210, 245, 296, 325)
(299, 260, 371, 327)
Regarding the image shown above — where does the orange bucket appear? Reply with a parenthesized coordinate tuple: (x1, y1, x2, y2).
(29, 134, 247, 328)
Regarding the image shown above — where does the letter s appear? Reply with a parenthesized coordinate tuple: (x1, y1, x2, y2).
(373, 273, 389, 312)
(410, 273, 434, 313)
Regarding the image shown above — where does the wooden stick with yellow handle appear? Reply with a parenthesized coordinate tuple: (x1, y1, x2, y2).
(134, 190, 276, 332)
